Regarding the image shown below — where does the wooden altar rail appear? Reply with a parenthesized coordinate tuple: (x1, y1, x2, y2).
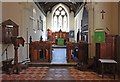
(66, 41, 88, 64)
(29, 41, 52, 62)
(66, 42, 78, 62)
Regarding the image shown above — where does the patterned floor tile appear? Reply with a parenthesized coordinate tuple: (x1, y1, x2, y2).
(1, 66, 118, 81)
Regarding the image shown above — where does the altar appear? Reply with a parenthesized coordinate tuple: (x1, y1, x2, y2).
(51, 29, 69, 45)
(52, 45, 66, 48)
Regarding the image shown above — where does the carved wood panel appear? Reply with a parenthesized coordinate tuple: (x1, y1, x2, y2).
(96, 35, 116, 59)
(52, 30, 69, 45)
(66, 41, 88, 63)
(29, 41, 52, 62)
(2, 19, 19, 44)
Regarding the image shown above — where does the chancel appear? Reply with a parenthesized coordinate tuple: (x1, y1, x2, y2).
(1, 0, 120, 81)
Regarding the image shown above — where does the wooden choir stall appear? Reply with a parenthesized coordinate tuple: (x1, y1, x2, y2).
(95, 35, 117, 79)
(66, 42, 78, 62)
(29, 41, 52, 62)
(96, 35, 117, 60)
(66, 41, 88, 64)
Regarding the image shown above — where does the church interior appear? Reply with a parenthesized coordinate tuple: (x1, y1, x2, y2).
(0, 0, 120, 81)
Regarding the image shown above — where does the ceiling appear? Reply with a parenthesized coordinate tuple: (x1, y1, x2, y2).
(35, 2, 83, 16)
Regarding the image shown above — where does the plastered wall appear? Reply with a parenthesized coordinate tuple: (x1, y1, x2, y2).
(1, 2, 46, 63)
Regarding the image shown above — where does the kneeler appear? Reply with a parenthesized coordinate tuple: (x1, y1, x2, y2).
(11, 36, 25, 74)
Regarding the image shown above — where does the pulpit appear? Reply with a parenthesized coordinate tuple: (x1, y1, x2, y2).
(96, 35, 116, 59)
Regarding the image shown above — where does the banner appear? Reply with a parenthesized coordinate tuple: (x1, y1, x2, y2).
(57, 38, 64, 46)
(94, 31, 105, 43)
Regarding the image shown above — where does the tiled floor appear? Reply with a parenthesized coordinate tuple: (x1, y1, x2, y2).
(1, 66, 119, 81)
(1, 48, 119, 82)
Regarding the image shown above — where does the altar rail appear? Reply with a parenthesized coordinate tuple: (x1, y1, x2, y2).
(29, 41, 52, 62)
(66, 41, 88, 64)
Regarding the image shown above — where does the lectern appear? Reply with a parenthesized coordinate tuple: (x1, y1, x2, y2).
(11, 36, 25, 74)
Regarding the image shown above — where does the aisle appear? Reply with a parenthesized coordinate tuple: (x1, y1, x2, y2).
(51, 48, 67, 64)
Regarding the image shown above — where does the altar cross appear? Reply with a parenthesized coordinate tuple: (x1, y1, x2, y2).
(100, 10, 105, 19)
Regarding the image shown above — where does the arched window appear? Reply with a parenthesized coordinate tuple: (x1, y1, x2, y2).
(53, 6, 68, 32)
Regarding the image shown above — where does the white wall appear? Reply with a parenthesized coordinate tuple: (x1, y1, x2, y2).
(2, 2, 23, 62)
(2, 2, 46, 63)
(69, 11, 74, 30)
(86, 2, 119, 58)
(0, 1, 2, 67)
(74, 7, 84, 42)
(93, 2, 118, 34)
(46, 11, 52, 31)
(94, 2, 112, 32)
(111, 2, 118, 35)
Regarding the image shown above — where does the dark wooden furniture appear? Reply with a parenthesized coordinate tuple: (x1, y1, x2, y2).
(11, 36, 25, 74)
(29, 41, 52, 62)
(2, 19, 19, 44)
(52, 29, 69, 45)
(96, 35, 117, 77)
(116, 35, 120, 76)
(2, 58, 13, 74)
(66, 41, 88, 63)
(78, 41, 88, 64)
(66, 42, 78, 62)
(99, 59, 117, 79)
(96, 35, 116, 60)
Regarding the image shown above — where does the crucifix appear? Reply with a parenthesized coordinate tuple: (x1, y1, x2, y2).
(100, 10, 105, 19)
